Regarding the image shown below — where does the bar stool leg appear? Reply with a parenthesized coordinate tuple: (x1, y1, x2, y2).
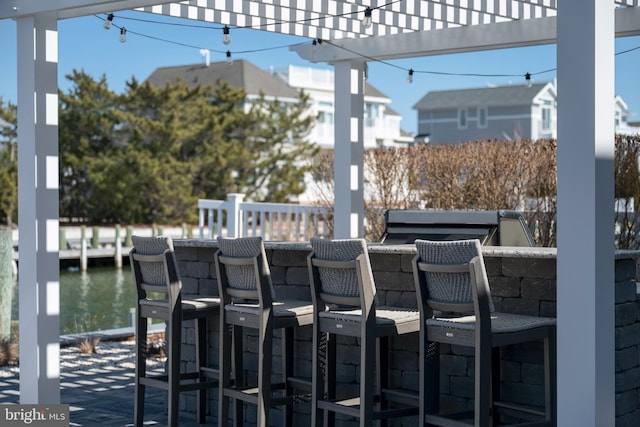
(475, 339, 491, 427)
(325, 333, 336, 427)
(546, 328, 557, 425)
(168, 314, 182, 427)
(359, 328, 375, 427)
(219, 320, 231, 427)
(233, 324, 244, 427)
(377, 337, 389, 427)
(257, 314, 274, 427)
(134, 312, 147, 427)
(311, 328, 321, 427)
(491, 347, 501, 427)
(282, 327, 294, 427)
(195, 317, 208, 424)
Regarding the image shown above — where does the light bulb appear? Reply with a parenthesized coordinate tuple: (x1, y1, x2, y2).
(226, 50, 233, 65)
(223, 25, 231, 45)
(103, 13, 114, 30)
(407, 69, 414, 84)
(363, 7, 373, 29)
(525, 72, 533, 88)
(120, 27, 127, 43)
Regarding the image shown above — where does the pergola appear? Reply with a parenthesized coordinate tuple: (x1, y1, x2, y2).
(1, 1, 639, 425)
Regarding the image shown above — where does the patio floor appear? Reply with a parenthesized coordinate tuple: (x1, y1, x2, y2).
(0, 339, 208, 427)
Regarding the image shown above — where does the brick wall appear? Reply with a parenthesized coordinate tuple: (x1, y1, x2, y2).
(173, 241, 640, 426)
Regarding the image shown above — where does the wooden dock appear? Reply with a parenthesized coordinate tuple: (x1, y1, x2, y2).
(10, 224, 192, 271)
(58, 246, 131, 260)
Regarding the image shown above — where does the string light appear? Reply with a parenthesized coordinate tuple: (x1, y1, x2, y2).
(103, 13, 114, 30)
(95, 12, 640, 83)
(363, 7, 373, 29)
(407, 69, 414, 84)
(223, 25, 231, 45)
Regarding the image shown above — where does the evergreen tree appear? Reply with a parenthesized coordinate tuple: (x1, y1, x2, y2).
(0, 99, 17, 226)
(59, 70, 122, 222)
(241, 90, 317, 202)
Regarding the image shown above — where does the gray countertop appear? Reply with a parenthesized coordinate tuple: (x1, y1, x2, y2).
(173, 239, 640, 260)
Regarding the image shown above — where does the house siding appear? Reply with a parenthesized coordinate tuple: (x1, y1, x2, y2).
(414, 83, 564, 144)
(419, 105, 534, 144)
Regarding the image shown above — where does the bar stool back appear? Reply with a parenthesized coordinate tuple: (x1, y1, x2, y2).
(130, 236, 220, 427)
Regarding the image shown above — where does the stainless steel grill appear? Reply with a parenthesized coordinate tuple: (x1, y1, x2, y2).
(380, 210, 535, 247)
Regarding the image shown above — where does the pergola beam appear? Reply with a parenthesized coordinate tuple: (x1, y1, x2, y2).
(292, 16, 556, 63)
(291, 7, 640, 63)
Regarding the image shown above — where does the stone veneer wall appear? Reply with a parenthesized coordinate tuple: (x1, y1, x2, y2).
(173, 241, 640, 426)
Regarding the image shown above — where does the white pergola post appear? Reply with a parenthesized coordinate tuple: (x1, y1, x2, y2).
(17, 12, 61, 404)
(557, 1, 615, 426)
(333, 60, 365, 239)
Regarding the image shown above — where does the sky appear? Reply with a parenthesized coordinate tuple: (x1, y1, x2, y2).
(0, 10, 639, 134)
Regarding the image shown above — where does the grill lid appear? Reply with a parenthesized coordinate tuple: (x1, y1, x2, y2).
(380, 210, 535, 247)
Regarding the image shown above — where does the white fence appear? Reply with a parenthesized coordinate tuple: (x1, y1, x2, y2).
(198, 193, 332, 241)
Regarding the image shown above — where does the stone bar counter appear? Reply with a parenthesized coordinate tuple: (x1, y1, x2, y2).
(173, 240, 640, 426)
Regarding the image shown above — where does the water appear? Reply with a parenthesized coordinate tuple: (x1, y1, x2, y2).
(11, 267, 138, 335)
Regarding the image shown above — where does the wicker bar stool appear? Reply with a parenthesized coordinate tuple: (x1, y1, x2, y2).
(215, 236, 314, 427)
(412, 239, 556, 427)
(307, 237, 420, 427)
(130, 236, 220, 427)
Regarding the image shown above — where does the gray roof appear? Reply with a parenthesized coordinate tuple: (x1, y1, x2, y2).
(146, 60, 300, 99)
(364, 83, 387, 99)
(413, 82, 552, 110)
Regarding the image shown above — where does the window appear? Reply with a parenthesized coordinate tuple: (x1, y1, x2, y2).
(458, 108, 467, 129)
(542, 108, 551, 131)
(540, 100, 552, 131)
(318, 111, 334, 125)
(478, 108, 487, 128)
(365, 103, 380, 127)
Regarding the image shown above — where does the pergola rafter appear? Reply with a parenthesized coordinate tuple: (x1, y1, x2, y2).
(135, 0, 563, 40)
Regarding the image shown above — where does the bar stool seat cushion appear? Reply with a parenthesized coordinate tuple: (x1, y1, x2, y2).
(182, 297, 222, 312)
(139, 297, 220, 310)
(320, 306, 419, 325)
(427, 311, 556, 333)
(225, 299, 314, 318)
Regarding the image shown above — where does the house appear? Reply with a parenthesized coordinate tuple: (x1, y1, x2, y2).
(614, 95, 640, 135)
(273, 65, 413, 149)
(145, 60, 413, 202)
(414, 82, 637, 145)
(146, 60, 413, 202)
(147, 60, 412, 150)
(146, 59, 301, 107)
(413, 82, 557, 144)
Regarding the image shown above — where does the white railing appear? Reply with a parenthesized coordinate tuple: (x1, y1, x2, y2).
(198, 193, 332, 241)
